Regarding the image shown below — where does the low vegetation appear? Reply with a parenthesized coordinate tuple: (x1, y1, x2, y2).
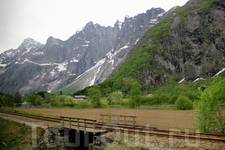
(1, 0, 224, 135)
(1, 74, 225, 135)
(0, 118, 44, 150)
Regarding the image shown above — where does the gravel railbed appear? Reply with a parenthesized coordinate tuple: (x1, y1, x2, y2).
(1, 112, 225, 150)
(101, 130, 225, 150)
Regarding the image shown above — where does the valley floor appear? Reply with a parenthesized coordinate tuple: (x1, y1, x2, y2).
(14, 108, 195, 130)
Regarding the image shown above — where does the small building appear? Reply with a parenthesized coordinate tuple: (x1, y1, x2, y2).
(74, 95, 87, 101)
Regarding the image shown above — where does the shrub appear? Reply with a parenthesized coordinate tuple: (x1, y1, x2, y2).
(150, 94, 160, 105)
(141, 95, 152, 105)
(175, 96, 193, 110)
(184, 91, 197, 102)
(75, 101, 90, 109)
(169, 95, 178, 104)
(159, 94, 170, 104)
(193, 76, 225, 135)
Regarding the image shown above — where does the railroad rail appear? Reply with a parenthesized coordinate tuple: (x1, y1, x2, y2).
(1, 109, 225, 143)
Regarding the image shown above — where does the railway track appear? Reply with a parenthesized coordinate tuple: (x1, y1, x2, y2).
(1, 109, 225, 143)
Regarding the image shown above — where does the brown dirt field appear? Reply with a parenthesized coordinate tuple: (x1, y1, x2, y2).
(14, 108, 196, 130)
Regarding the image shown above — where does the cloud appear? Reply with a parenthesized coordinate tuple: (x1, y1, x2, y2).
(0, 0, 188, 53)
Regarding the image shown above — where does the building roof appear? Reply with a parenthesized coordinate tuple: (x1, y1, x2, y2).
(74, 95, 86, 98)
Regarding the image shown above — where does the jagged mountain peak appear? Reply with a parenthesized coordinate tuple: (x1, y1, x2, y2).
(186, 0, 209, 5)
(1, 7, 167, 95)
(23, 38, 38, 43)
(19, 38, 42, 48)
(56, 7, 166, 93)
(45, 36, 63, 47)
(86, 21, 94, 26)
(107, 0, 225, 86)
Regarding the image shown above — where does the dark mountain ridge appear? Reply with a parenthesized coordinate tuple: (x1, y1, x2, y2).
(0, 7, 165, 95)
(109, 0, 225, 87)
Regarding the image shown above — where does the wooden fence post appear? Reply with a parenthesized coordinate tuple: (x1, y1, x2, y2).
(77, 119, 79, 132)
(69, 118, 71, 131)
(93, 121, 95, 135)
(62, 117, 64, 129)
(84, 119, 86, 134)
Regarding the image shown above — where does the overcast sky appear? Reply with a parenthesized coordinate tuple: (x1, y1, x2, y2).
(0, 0, 189, 54)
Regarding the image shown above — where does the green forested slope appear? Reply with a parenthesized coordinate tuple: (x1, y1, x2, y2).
(73, 0, 225, 96)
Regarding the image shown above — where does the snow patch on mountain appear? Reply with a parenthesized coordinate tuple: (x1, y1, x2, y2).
(158, 12, 165, 17)
(192, 77, 205, 83)
(47, 79, 62, 93)
(135, 38, 140, 45)
(32, 51, 44, 55)
(82, 44, 89, 47)
(105, 43, 130, 65)
(213, 68, 225, 77)
(178, 78, 186, 84)
(88, 64, 102, 86)
(118, 43, 130, 51)
(76, 58, 106, 81)
(34, 75, 40, 80)
(5, 51, 15, 58)
(70, 57, 79, 63)
(118, 22, 122, 30)
(0, 64, 7, 67)
(150, 19, 158, 24)
(55, 61, 68, 72)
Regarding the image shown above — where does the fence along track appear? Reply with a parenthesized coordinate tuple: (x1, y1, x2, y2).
(0, 110, 225, 143)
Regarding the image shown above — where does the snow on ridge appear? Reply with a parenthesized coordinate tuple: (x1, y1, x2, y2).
(158, 12, 165, 17)
(20, 59, 51, 66)
(213, 68, 225, 77)
(150, 19, 158, 24)
(118, 22, 122, 30)
(82, 44, 89, 47)
(50, 70, 56, 76)
(32, 51, 44, 55)
(0, 64, 7, 67)
(106, 49, 114, 60)
(178, 77, 185, 84)
(55, 61, 68, 72)
(75, 58, 106, 80)
(88, 64, 102, 86)
(47, 79, 62, 93)
(107, 59, 114, 65)
(34, 75, 40, 80)
(106, 43, 130, 64)
(192, 77, 205, 83)
(70, 57, 79, 63)
(135, 38, 140, 45)
(76, 27, 84, 34)
(19, 59, 69, 73)
(118, 43, 130, 51)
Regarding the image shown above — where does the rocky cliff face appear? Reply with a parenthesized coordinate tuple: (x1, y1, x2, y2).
(110, 0, 225, 87)
(0, 22, 120, 94)
(0, 8, 165, 95)
(56, 8, 165, 93)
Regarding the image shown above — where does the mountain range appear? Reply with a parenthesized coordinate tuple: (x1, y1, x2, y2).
(0, 7, 165, 95)
(108, 0, 225, 88)
(1, 0, 225, 95)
